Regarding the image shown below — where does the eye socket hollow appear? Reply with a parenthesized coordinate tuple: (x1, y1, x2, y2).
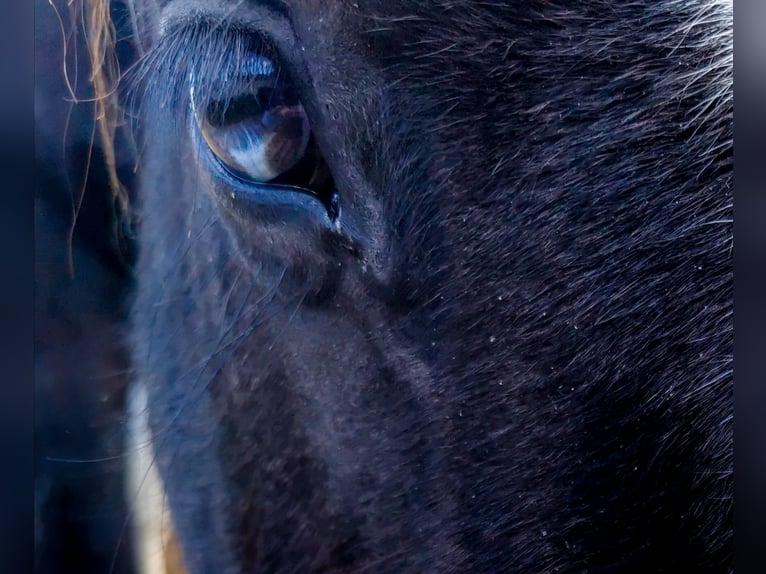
(192, 55, 336, 207)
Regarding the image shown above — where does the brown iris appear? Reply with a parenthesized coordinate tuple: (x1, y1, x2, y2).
(195, 79, 311, 183)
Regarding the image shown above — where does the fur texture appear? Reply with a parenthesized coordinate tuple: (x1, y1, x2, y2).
(123, 1, 733, 572)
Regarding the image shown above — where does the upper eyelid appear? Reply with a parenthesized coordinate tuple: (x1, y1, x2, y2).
(188, 55, 275, 115)
(134, 11, 305, 148)
(135, 21, 276, 115)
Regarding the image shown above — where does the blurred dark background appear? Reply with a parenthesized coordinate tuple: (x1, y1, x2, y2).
(34, 0, 136, 571)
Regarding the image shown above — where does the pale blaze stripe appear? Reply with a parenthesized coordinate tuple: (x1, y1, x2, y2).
(126, 383, 187, 574)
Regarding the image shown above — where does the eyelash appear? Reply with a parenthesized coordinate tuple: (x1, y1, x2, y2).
(131, 22, 276, 121)
(134, 22, 340, 222)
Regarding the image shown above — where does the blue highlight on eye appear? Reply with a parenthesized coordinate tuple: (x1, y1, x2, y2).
(188, 55, 274, 95)
(242, 56, 275, 78)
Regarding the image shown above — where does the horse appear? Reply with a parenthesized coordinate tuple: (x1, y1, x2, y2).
(36, 0, 733, 572)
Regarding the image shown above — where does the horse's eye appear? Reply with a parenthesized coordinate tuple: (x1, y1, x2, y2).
(193, 56, 320, 185)
(198, 89, 310, 182)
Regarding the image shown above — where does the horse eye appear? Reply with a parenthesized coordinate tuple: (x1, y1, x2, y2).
(193, 57, 312, 184)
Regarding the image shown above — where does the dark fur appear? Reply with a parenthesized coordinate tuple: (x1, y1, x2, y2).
(125, 0, 734, 572)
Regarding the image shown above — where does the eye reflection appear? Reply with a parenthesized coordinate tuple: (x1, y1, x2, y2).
(190, 54, 339, 221)
(193, 58, 311, 183)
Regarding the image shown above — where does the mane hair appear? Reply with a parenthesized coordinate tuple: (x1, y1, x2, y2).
(71, 0, 128, 213)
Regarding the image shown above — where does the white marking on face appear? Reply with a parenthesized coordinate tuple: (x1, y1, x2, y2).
(126, 383, 179, 574)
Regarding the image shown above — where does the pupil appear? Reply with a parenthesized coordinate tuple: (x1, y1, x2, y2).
(206, 94, 264, 128)
(207, 87, 299, 128)
(257, 87, 276, 110)
(205, 82, 301, 131)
